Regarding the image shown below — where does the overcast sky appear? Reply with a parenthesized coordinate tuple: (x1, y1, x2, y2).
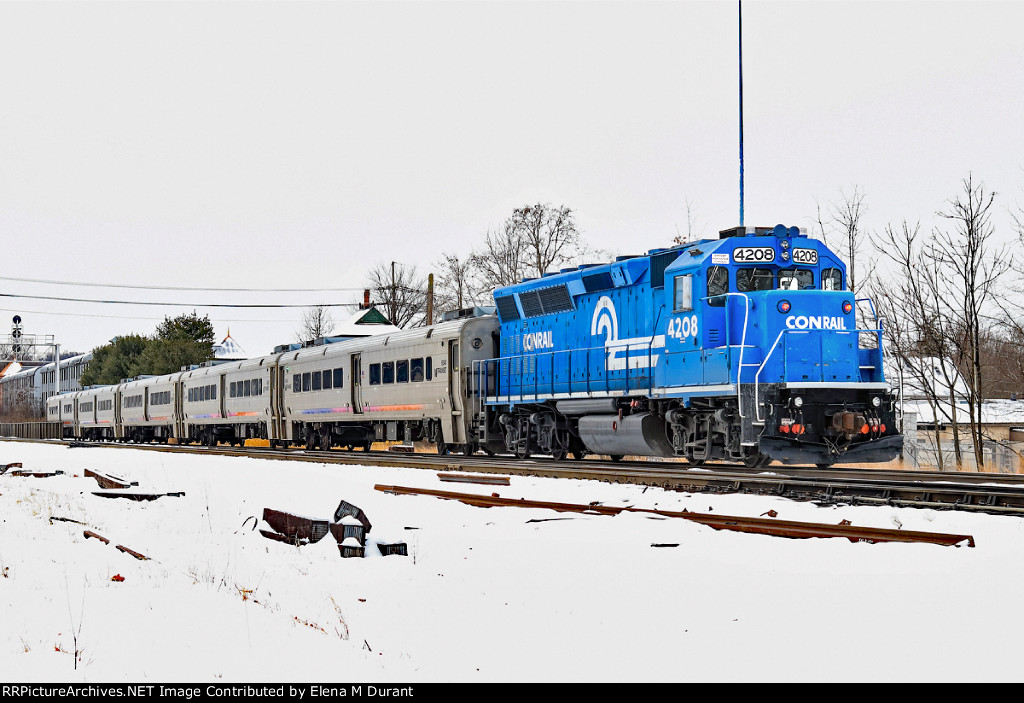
(1, 0, 1022, 357)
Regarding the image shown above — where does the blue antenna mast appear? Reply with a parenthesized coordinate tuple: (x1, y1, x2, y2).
(738, 0, 745, 227)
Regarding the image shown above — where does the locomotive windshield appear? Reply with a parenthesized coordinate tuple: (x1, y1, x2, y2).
(735, 268, 774, 292)
(822, 268, 843, 291)
(706, 266, 728, 307)
(778, 269, 814, 290)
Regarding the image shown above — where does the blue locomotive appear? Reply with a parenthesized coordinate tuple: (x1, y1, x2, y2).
(476, 224, 902, 467)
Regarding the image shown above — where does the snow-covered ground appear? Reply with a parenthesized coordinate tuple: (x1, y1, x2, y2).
(2, 439, 1022, 683)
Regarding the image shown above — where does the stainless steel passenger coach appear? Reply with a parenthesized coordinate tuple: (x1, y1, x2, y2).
(47, 315, 501, 455)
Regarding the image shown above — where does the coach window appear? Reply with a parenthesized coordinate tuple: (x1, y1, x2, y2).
(301, 372, 311, 392)
(673, 275, 693, 312)
(778, 269, 813, 291)
(382, 361, 395, 384)
(426, 357, 432, 381)
(333, 368, 344, 388)
(243, 379, 250, 396)
(411, 358, 424, 382)
(736, 268, 775, 292)
(369, 363, 381, 385)
(322, 370, 332, 390)
(822, 268, 843, 291)
(312, 371, 322, 391)
(293, 375, 301, 393)
(706, 266, 728, 307)
(397, 359, 409, 383)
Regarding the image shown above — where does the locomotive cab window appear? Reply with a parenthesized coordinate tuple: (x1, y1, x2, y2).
(673, 275, 693, 312)
(736, 268, 775, 292)
(778, 269, 814, 291)
(822, 268, 843, 291)
(706, 266, 728, 307)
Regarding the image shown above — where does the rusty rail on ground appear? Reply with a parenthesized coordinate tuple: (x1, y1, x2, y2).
(374, 484, 976, 548)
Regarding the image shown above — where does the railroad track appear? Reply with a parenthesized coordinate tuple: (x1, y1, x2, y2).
(7, 436, 1024, 517)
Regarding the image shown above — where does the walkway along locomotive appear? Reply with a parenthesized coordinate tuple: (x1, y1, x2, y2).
(47, 225, 901, 467)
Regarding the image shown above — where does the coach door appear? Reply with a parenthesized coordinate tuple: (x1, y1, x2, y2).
(174, 380, 185, 440)
(351, 354, 363, 414)
(269, 364, 285, 442)
(447, 341, 465, 444)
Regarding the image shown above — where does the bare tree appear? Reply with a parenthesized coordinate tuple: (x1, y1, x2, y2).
(672, 196, 704, 244)
(472, 203, 586, 299)
(296, 304, 335, 344)
(871, 221, 964, 469)
(510, 203, 583, 277)
(471, 220, 530, 294)
(368, 261, 427, 328)
(433, 252, 484, 318)
(933, 175, 1010, 469)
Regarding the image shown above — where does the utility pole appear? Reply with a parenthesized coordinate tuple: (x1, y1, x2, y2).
(390, 261, 398, 326)
(426, 273, 434, 326)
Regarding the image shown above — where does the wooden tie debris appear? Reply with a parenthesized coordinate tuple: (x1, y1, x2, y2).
(85, 468, 135, 490)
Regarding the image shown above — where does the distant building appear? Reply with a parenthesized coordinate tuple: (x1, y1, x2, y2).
(276, 294, 400, 353)
(213, 330, 246, 360)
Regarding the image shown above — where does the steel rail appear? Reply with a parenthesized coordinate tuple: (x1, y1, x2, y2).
(7, 436, 1024, 516)
(374, 484, 976, 547)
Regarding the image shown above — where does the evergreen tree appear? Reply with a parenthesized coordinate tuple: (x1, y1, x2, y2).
(79, 313, 216, 386)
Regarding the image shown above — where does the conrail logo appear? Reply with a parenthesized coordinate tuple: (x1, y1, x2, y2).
(591, 296, 664, 370)
(522, 330, 554, 351)
(785, 315, 848, 330)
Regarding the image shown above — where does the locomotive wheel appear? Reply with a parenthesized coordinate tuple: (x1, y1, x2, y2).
(743, 451, 771, 469)
(514, 437, 531, 460)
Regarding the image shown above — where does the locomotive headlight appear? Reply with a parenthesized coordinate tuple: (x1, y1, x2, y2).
(792, 396, 804, 408)
(842, 301, 853, 314)
(777, 300, 791, 313)
(779, 239, 790, 249)
(872, 396, 882, 408)
(780, 251, 790, 261)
